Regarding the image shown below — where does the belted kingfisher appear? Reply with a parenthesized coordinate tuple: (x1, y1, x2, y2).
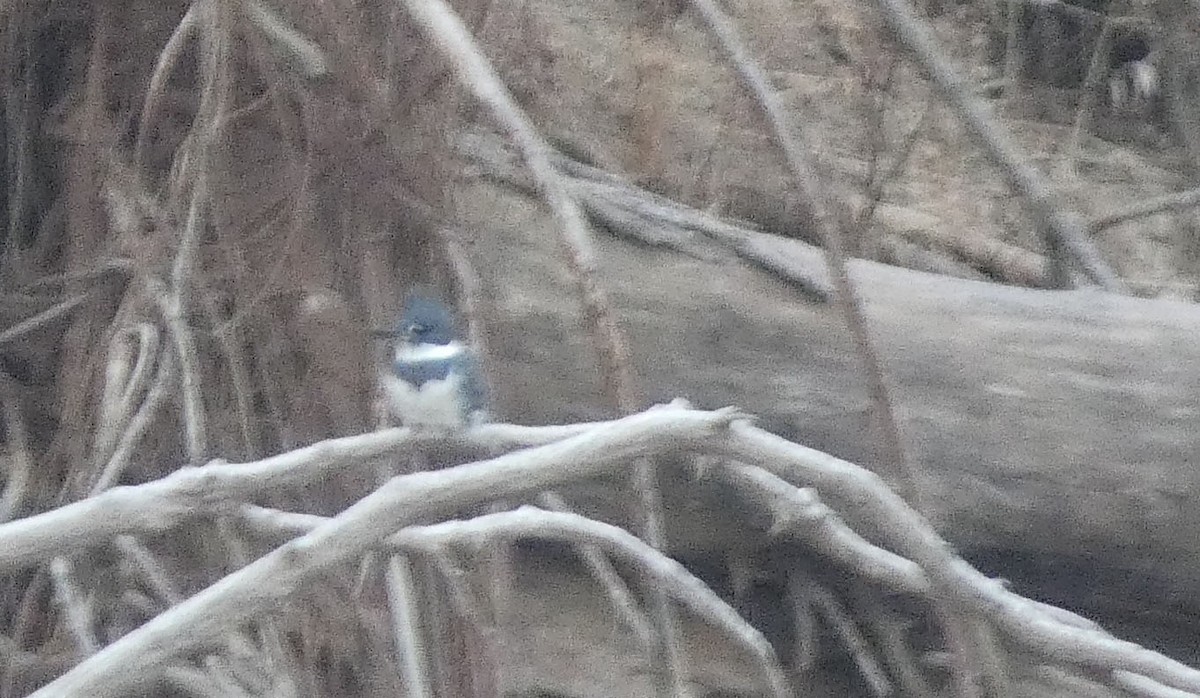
(378, 294, 488, 429)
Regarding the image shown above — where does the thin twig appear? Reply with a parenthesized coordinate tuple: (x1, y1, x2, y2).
(158, 0, 239, 465)
(786, 573, 819, 673)
(793, 569, 891, 697)
(49, 557, 99, 656)
(1090, 187, 1200, 233)
(95, 324, 159, 463)
(849, 589, 940, 698)
(0, 294, 88, 346)
(91, 340, 176, 494)
(401, 0, 636, 411)
(92, 324, 160, 488)
(115, 536, 183, 606)
(424, 548, 503, 698)
(536, 491, 655, 649)
(200, 294, 260, 459)
(134, 2, 201, 177)
(1001, 0, 1022, 112)
(242, 0, 328, 79)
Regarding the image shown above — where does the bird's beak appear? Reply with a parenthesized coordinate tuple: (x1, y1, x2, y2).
(371, 328, 399, 340)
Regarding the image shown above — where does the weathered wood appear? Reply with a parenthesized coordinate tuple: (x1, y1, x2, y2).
(457, 178, 1200, 613)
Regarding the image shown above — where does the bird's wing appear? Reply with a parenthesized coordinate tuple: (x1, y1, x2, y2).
(456, 351, 489, 421)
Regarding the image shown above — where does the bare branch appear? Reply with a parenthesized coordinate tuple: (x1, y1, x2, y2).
(49, 557, 99, 656)
(536, 491, 655, 649)
(0, 294, 88, 346)
(29, 407, 741, 697)
(399, 6, 680, 690)
(686, 0, 923, 525)
(724, 423, 1200, 694)
(385, 555, 433, 698)
(0, 420, 606, 573)
(1090, 187, 1200, 233)
(134, 2, 201, 176)
(393, 508, 793, 698)
(793, 569, 891, 697)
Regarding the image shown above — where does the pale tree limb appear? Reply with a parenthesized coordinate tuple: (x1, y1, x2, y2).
(0, 380, 34, 523)
(49, 557, 98, 656)
(29, 407, 741, 697)
(723, 423, 1200, 694)
(391, 508, 792, 698)
(1116, 671, 1200, 698)
(16, 407, 1198, 696)
(0, 420, 601, 573)
(385, 555, 433, 698)
(716, 462, 1103, 633)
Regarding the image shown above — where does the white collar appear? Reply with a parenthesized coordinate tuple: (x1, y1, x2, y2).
(395, 341, 466, 362)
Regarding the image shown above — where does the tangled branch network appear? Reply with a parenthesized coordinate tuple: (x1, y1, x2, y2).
(8, 404, 1198, 698)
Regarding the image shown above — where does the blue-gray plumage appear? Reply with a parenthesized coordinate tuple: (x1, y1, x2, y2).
(380, 295, 487, 428)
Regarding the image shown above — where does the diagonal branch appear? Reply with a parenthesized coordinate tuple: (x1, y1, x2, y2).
(399, 4, 681, 693)
(686, 0, 923, 515)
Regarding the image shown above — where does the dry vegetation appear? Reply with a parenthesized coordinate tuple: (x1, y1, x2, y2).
(3, 0, 1200, 696)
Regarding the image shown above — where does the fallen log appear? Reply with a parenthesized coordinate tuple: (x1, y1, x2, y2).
(456, 173, 1200, 623)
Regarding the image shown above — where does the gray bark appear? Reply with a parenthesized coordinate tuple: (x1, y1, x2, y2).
(463, 184, 1200, 612)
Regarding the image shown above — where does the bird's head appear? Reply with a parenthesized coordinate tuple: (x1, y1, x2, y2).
(389, 294, 458, 347)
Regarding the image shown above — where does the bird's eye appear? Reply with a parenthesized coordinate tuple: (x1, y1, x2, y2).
(406, 323, 427, 335)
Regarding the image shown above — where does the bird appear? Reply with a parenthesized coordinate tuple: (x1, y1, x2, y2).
(377, 293, 488, 429)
